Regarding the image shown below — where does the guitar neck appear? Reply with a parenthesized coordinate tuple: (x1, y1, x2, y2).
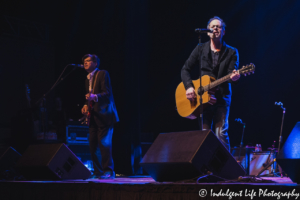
(88, 92, 92, 109)
(203, 71, 236, 91)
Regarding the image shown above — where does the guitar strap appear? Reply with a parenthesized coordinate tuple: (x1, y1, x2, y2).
(92, 70, 100, 94)
(93, 70, 108, 110)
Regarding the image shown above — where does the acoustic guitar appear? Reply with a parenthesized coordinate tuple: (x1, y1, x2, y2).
(175, 63, 255, 119)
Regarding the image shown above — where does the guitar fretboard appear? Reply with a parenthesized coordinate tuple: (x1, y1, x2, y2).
(203, 71, 237, 92)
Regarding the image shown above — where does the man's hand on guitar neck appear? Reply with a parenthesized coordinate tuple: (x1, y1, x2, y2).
(230, 69, 240, 81)
(85, 93, 98, 102)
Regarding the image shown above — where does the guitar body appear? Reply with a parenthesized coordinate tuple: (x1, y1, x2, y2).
(175, 75, 216, 119)
(85, 100, 93, 126)
(82, 89, 93, 126)
(175, 63, 255, 119)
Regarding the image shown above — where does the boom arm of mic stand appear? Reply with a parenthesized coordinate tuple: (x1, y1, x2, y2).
(34, 65, 78, 139)
(35, 65, 77, 105)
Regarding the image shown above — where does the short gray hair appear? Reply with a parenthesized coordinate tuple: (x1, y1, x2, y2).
(207, 16, 226, 30)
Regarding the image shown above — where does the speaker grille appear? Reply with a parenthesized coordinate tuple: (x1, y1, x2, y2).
(140, 130, 245, 182)
(16, 143, 91, 180)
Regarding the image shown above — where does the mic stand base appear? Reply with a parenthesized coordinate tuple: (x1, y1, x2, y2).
(237, 124, 246, 163)
(197, 172, 226, 183)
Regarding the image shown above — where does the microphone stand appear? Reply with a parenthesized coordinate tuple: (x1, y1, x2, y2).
(235, 118, 246, 164)
(195, 29, 213, 130)
(197, 33, 203, 131)
(256, 102, 285, 177)
(275, 102, 285, 177)
(35, 65, 79, 141)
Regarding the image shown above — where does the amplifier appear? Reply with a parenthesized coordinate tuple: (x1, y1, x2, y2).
(66, 125, 89, 144)
(249, 151, 275, 176)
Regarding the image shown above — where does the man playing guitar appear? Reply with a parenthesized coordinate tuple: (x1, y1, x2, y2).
(81, 54, 119, 179)
(181, 16, 240, 150)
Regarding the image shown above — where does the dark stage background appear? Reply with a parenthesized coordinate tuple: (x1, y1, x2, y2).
(1, 0, 300, 174)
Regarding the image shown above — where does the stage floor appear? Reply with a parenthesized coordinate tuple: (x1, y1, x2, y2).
(10, 175, 294, 184)
(1, 175, 300, 200)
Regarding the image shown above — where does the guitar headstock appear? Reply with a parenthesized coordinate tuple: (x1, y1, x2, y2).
(239, 63, 255, 76)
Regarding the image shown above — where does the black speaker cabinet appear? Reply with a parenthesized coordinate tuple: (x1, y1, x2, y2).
(16, 143, 91, 180)
(277, 122, 300, 183)
(0, 147, 22, 179)
(140, 130, 246, 182)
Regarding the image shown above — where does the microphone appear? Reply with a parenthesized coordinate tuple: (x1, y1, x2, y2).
(195, 28, 213, 33)
(69, 64, 84, 68)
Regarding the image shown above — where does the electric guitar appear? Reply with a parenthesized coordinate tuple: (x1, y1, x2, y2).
(80, 89, 93, 125)
(175, 63, 255, 119)
(80, 71, 100, 125)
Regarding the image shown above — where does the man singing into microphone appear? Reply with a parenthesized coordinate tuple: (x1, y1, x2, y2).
(181, 16, 240, 150)
(81, 54, 119, 179)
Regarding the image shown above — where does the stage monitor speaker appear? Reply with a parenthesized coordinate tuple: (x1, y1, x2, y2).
(0, 146, 22, 179)
(16, 143, 91, 180)
(277, 122, 300, 183)
(140, 130, 246, 182)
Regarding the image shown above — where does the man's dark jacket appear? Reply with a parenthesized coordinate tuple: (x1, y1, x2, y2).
(181, 40, 239, 106)
(85, 69, 119, 127)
